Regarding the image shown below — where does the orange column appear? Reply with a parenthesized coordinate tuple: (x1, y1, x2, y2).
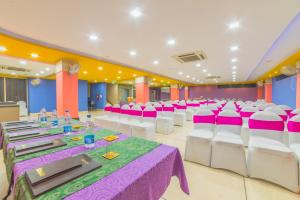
(170, 84, 179, 100)
(264, 79, 272, 103)
(296, 65, 300, 108)
(257, 84, 263, 100)
(56, 60, 79, 118)
(184, 86, 189, 100)
(135, 76, 149, 104)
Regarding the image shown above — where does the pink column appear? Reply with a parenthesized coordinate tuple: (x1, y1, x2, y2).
(56, 60, 79, 118)
(264, 79, 272, 103)
(184, 86, 189, 100)
(135, 77, 149, 104)
(296, 64, 300, 108)
(170, 84, 179, 100)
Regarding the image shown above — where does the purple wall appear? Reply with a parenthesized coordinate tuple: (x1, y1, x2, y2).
(189, 86, 257, 101)
(179, 88, 185, 100)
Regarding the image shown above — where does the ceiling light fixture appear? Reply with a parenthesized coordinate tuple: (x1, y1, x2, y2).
(104, 78, 108, 81)
(228, 21, 240, 30)
(186, 75, 190, 78)
(133, 74, 137, 77)
(35, 73, 40, 76)
(130, 7, 142, 18)
(40, 71, 44, 74)
(196, 63, 201, 67)
(129, 50, 137, 56)
(231, 58, 238, 63)
(167, 39, 176, 46)
(117, 76, 121, 79)
(45, 67, 50, 71)
(31, 53, 39, 58)
(207, 73, 211, 76)
(89, 34, 99, 41)
(118, 70, 122, 74)
(19, 60, 27, 65)
(232, 66, 237, 70)
(232, 71, 237, 74)
(178, 71, 183, 75)
(98, 66, 103, 70)
(192, 77, 196, 81)
(202, 69, 207, 73)
(83, 71, 87, 74)
(230, 45, 239, 51)
(11, 72, 16, 75)
(0, 46, 7, 52)
(153, 60, 159, 65)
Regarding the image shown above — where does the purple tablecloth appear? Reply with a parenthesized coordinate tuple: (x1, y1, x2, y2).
(66, 144, 189, 200)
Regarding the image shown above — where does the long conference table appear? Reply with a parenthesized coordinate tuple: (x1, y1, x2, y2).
(1, 119, 189, 200)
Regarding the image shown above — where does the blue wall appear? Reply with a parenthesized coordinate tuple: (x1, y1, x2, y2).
(28, 79, 57, 113)
(90, 83, 107, 109)
(28, 79, 89, 113)
(272, 75, 296, 109)
(78, 80, 88, 111)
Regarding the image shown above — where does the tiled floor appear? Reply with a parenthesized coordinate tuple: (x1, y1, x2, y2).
(1, 111, 300, 200)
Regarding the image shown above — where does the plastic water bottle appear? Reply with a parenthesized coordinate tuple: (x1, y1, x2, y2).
(86, 114, 94, 129)
(85, 114, 95, 148)
(64, 110, 71, 124)
(51, 109, 58, 127)
(40, 108, 47, 123)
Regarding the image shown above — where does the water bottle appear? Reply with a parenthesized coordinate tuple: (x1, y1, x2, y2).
(64, 110, 71, 124)
(40, 108, 47, 123)
(85, 114, 95, 148)
(51, 109, 58, 127)
(86, 114, 94, 129)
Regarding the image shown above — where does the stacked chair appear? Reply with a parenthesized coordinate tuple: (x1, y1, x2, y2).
(247, 111, 299, 192)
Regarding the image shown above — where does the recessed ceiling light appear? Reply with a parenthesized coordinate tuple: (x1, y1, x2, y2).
(232, 71, 237, 74)
(130, 7, 142, 18)
(83, 71, 87, 74)
(118, 70, 122, 74)
(11, 72, 16, 75)
(192, 77, 196, 81)
(98, 66, 103, 70)
(104, 78, 108, 81)
(231, 58, 238, 63)
(133, 74, 137, 77)
(35, 73, 40, 76)
(40, 71, 44, 74)
(196, 80, 200, 83)
(207, 73, 211, 76)
(160, 80, 164, 83)
(89, 34, 99, 41)
(0, 46, 7, 52)
(232, 66, 237, 70)
(202, 69, 207, 73)
(196, 63, 201, 67)
(19, 60, 27, 65)
(186, 75, 190, 78)
(178, 71, 183, 75)
(167, 39, 176, 46)
(45, 67, 50, 71)
(117, 76, 121, 79)
(94, 80, 97, 83)
(129, 50, 137, 56)
(230, 45, 239, 51)
(31, 53, 39, 58)
(228, 21, 240, 30)
(153, 60, 159, 65)
(167, 81, 170, 84)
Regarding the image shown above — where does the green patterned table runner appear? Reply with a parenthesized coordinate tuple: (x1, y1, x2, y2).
(15, 137, 160, 200)
(6, 129, 117, 181)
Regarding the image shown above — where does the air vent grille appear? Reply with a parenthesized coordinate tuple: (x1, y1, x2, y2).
(173, 51, 207, 63)
(205, 75, 221, 79)
(0, 65, 31, 72)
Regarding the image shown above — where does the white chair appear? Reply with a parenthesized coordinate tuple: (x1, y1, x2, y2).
(174, 101, 186, 126)
(211, 110, 247, 176)
(94, 103, 119, 130)
(240, 106, 258, 146)
(265, 106, 288, 122)
(185, 108, 215, 166)
(17, 101, 28, 116)
(289, 108, 300, 119)
(156, 103, 174, 134)
(277, 105, 293, 116)
(131, 106, 156, 141)
(117, 104, 132, 136)
(185, 100, 194, 121)
(247, 111, 299, 192)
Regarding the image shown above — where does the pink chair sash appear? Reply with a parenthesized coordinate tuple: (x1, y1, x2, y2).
(216, 116, 242, 126)
(186, 103, 193, 107)
(192, 103, 200, 107)
(212, 110, 219, 115)
(163, 107, 175, 112)
(111, 107, 121, 113)
(248, 119, 284, 131)
(240, 111, 254, 118)
(143, 111, 157, 118)
(289, 113, 299, 118)
(129, 110, 143, 116)
(141, 105, 146, 110)
(176, 105, 187, 110)
(104, 106, 112, 112)
(279, 114, 288, 121)
(285, 110, 292, 115)
(287, 121, 300, 133)
(155, 107, 163, 111)
(193, 115, 215, 124)
(120, 109, 130, 115)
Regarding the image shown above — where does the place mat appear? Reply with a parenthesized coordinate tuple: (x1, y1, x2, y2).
(5, 129, 118, 181)
(15, 137, 160, 200)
